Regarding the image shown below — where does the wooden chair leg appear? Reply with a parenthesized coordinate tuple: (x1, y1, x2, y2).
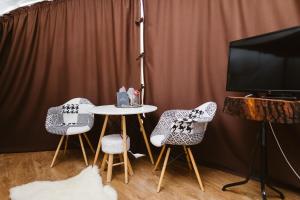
(78, 134, 88, 166)
(63, 135, 69, 155)
(183, 146, 192, 170)
(187, 148, 204, 191)
(119, 154, 133, 176)
(50, 135, 65, 168)
(127, 157, 134, 176)
(107, 154, 114, 182)
(157, 147, 171, 193)
(83, 133, 95, 154)
(101, 153, 108, 172)
(153, 145, 166, 172)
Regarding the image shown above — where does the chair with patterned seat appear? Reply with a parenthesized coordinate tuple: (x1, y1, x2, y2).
(150, 101, 217, 192)
(45, 97, 95, 167)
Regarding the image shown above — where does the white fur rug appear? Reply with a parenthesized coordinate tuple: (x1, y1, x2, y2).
(10, 166, 117, 200)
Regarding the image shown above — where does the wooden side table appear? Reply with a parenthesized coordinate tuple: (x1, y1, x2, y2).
(222, 96, 300, 200)
(89, 105, 157, 184)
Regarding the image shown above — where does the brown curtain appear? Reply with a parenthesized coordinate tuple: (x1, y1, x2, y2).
(0, 0, 140, 152)
(144, 0, 300, 189)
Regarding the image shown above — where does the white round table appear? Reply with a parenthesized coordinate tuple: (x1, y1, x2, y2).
(90, 105, 157, 115)
(89, 105, 157, 184)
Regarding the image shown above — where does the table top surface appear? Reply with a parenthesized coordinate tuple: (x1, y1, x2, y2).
(89, 105, 157, 115)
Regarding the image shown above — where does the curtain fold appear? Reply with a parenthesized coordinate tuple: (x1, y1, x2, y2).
(144, 0, 300, 189)
(0, 0, 140, 152)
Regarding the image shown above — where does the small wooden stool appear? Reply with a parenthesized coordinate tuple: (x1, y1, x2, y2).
(100, 134, 133, 183)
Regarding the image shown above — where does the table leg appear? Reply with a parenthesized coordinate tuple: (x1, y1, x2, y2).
(93, 115, 109, 166)
(121, 115, 129, 184)
(137, 114, 154, 164)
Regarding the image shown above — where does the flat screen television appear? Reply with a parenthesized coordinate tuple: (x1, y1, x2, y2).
(226, 26, 300, 98)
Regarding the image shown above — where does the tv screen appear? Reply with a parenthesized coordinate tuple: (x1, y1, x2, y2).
(226, 26, 300, 95)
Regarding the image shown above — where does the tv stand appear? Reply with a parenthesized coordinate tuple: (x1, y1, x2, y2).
(222, 121, 284, 200)
(222, 97, 300, 200)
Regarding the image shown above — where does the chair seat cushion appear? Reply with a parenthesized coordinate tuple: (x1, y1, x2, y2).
(46, 124, 91, 135)
(150, 134, 166, 147)
(101, 134, 130, 154)
(66, 125, 91, 135)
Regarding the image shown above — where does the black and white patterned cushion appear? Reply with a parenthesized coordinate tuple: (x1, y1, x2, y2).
(61, 122, 77, 126)
(45, 98, 94, 135)
(150, 102, 217, 146)
(189, 109, 204, 119)
(62, 104, 79, 114)
(171, 118, 193, 134)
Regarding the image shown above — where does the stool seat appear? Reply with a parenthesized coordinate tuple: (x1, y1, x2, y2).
(102, 134, 130, 154)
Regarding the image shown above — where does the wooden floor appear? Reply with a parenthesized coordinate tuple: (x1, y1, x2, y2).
(0, 150, 299, 200)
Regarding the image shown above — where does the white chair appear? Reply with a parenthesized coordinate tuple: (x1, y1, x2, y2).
(100, 134, 133, 183)
(45, 98, 95, 167)
(150, 102, 217, 192)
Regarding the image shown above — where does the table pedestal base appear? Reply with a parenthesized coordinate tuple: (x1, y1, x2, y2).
(222, 122, 284, 200)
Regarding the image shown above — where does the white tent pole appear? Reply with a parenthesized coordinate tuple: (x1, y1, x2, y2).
(139, 0, 145, 105)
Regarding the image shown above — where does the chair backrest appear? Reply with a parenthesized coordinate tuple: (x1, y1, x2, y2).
(189, 101, 217, 122)
(62, 98, 94, 124)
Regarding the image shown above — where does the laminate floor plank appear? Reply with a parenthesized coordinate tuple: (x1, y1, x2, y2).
(0, 150, 299, 200)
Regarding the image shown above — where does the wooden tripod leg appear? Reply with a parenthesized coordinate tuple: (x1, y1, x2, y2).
(187, 148, 204, 191)
(83, 133, 95, 154)
(101, 153, 108, 172)
(138, 114, 154, 164)
(93, 115, 109, 165)
(183, 146, 192, 170)
(153, 145, 166, 172)
(107, 154, 114, 182)
(157, 147, 171, 193)
(79, 134, 88, 166)
(63, 135, 69, 155)
(50, 135, 65, 168)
